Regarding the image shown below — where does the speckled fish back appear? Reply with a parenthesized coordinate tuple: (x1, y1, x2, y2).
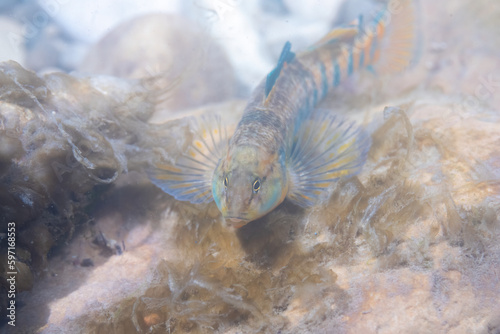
(230, 0, 416, 153)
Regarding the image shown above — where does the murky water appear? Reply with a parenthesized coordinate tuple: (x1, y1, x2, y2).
(0, 0, 499, 333)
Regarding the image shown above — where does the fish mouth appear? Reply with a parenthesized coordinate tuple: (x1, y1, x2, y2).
(225, 217, 250, 228)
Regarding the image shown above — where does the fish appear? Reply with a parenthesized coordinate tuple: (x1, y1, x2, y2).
(150, 0, 417, 228)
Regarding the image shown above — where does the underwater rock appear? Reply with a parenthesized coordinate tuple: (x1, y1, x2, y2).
(0, 59, 178, 318)
(0, 60, 155, 224)
(40, 0, 182, 44)
(79, 14, 238, 113)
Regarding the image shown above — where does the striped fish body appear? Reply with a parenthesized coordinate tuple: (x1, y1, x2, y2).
(151, 0, 417, 227)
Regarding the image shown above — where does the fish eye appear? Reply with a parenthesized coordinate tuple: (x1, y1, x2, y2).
(252, 178, 261, 193)
(223, 176, 228, 188)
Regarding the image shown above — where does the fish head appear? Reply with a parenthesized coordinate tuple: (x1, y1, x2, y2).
(212, 145, 288, 227)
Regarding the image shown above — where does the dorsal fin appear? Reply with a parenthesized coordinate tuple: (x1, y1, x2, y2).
(310, 16, 362, 49)
(265, 41, 295, 97)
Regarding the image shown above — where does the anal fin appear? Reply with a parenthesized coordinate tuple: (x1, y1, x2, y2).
(287, 110, 371, 207)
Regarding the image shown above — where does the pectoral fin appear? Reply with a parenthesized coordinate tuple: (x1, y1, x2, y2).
(287, 110, 371, 207)
(149, 115, 229, 204)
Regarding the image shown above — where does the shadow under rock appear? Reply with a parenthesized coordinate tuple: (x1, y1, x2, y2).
(236, 201, 305, 269)
(9, 181, 168, 333)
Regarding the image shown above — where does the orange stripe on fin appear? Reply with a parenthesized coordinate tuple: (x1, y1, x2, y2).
(312, 27, 359, 48)
(155, 163, 182, 173)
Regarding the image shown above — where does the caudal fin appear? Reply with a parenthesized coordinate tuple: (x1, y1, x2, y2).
(322, 0, 419, 76)
(299, 0, 419, 95)
(366, 0, 420, 74)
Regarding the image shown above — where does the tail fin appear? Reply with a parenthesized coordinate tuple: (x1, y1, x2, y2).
(300, 0, 419, 94)
(364, 0, 419, 74)
(315, 0, 419, 76)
